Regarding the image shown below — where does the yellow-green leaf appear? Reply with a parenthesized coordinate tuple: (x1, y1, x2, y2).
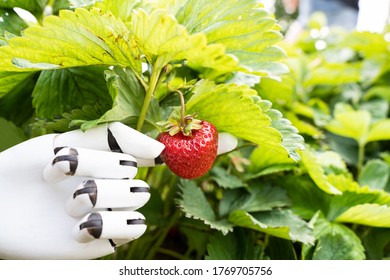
(366, 119, 390, 143)
(300, 150, 342, 195)
(186, 81, 287, 156)
(130, 8, 238, 74)
(176, 0, 288, 78)
(335, 204, 390, 227)
(325, 110, 371, 145)
(0, 8, 141, 72)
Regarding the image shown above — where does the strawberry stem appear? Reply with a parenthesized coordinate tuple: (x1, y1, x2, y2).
(173, 89, 186, 128)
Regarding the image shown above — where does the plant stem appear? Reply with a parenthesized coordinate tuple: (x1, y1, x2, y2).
(357, 143, 365, 177)
(136, 64, 161, 131)
(145, 209, 181, 260)
(157, 248, 189, 260)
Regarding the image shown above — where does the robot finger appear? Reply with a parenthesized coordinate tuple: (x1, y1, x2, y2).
(53, 122, 165, 160)
(217, 132, 238, 155)
(72, 211, 147, 245)
(66, 179, 150, 217)
(43, 147, 137, 183)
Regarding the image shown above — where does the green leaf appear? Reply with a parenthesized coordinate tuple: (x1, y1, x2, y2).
(32, 67, 111, 119)
(94, 0, 143, 22)
(365, 86, 390, 102)
(0, 71, 37, 125)
(0, 0, 47, 16)
(366, 119, 390, 143)
(326, 174, 390, 222)
(247, 145, 296, 178)
(130, 8, 237, 74)
(362, 228, 390, 260)
(36, 104, 106, 132)
(327, 173, 390, 198)
(219, 184, 291, 216)
(177, 179, 233, 235)
(358, 160, 390, 191)
(312, 217, 365, 260)
(256, 99, 305, 161)
(0, 9, 28, 37)
(0, 8, 142, 72)
(229, 209, 315, 244)
(325, 110, 371, 145)
(210, 166, 244, 189)
(176, 0, 288, 78)
(186, 81, 288, 159)
(0, 71, 36, 98)
(304, 62, 361, 87)
(335, 204, 390, 228)
(359, 99, 389, 123)
(300, 150, 342, 195)
(98, 66, 160, 131)
(315, 150, 349, 175)
(206, 230, 264, 260)
(265, 236, 297, 260)
(0, 117, 26, 152)
(279, 175, 331, 220)
(341, 31, 389, 57)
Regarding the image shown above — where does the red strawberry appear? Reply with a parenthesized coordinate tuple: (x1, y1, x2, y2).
(158, 120, 218, 179)
(156, 90, 218, 179)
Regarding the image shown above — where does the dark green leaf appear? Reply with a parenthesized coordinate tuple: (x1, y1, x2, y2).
(358, 160, 390, 191)
(362, 228, 390, 260)
(229, 209, 315, 244)
(0, 117, 26, 152)
(180, 222, 209, 259)
(265, 236, 297, 260)
(206, 230, 264, 260)
(37, 104, 106, 132)
(0, 71, 37, 125)
(278, 175, 331, 220)
(32, 67, 111, 119)
(312, 217, 365, 260)
(177, 179, 233, 235)
(98, 66, 160, 132)
(210, 166, 245, 189)
(219, 184, 291, 216)
(0, 0, 47, 16)
(0, 9, 28, 37)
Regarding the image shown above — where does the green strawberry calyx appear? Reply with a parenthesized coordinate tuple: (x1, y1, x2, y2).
(157, 90, 202, 137)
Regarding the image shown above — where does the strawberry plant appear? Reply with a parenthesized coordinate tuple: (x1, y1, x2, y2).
(1, 0, 389, 260)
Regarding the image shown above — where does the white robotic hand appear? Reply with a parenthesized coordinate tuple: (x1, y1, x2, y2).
(0, 122, 237, 260)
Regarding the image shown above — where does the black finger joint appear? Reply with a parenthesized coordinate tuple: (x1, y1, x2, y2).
(52, 148, 78, 176)
(108, 128, 123, 153)
(79, 213, 103, 239)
